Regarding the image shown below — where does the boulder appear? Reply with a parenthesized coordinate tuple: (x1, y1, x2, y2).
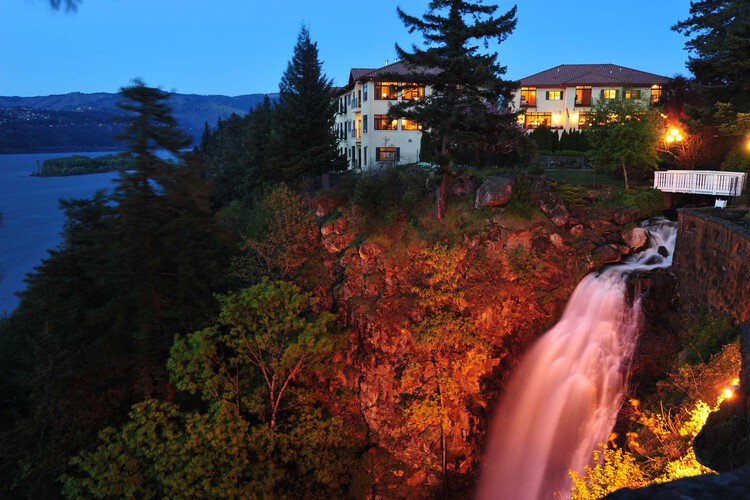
(622, 227, 648, 252)
(613, 209, 640, 226)
(535, 189, 569, 227)
(592, 244, 622, 265)
(475, 175, 514, 209)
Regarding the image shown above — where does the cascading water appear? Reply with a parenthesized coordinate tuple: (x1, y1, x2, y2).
(477, 218, 677, 500)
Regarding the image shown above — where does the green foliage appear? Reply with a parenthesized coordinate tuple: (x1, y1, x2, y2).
(352, 166, 430, 223)
(673, 0, 750, 113)
(528, 125, 559, 151)
(505, 172, 535, 219)
(721, 141, 750, 172)
(38, 153, 136, 176)
(169, 279, 335, 425)
(508, 245, 548, 285)
(0, 81, 226, 497)
(267, 26, 346, 182)
(623, 187, 663, 219)
(391, 0, 525, 217)
(65, 280, 358, 498)
(587, 97, 660, 190)
(554, 184, 589, 208)
(233, 184, 319, 284)
(570, 444, 648, 500)
(680, 309, 739, 364)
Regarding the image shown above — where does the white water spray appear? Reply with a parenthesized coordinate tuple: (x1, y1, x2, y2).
(477, 218, 677, 500)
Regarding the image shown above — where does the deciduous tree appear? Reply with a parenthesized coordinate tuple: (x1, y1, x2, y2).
(587, 97, 660, 190)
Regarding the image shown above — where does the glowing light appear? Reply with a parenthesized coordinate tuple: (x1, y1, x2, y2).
(665, 127, 684, 144)
(723, 388, 734, 399)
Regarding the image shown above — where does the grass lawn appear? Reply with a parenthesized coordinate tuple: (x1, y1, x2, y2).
(541, 168, 625, 188)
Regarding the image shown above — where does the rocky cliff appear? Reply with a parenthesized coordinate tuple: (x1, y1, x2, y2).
(305, 181, 652, 496)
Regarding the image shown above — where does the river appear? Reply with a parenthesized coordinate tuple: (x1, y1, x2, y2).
(0, 152, 121, 315)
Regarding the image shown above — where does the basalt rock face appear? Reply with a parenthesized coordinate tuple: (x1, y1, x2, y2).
(604, 463, 750, 500)
(309, 193, 661, 496)
(626, 269, 681, 393)
(673, 208, 750, 324)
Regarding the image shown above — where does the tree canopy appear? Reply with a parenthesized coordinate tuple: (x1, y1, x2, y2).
(673, 0, 750, 113)
(389, 0, 522, 218)
(587, 97, 660, 190)
(267, 26, 346, 182)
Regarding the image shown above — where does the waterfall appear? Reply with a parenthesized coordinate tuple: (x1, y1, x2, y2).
(477, 218, 677, 500)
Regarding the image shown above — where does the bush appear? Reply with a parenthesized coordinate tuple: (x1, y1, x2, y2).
(622, 187, 663, 219)
(680, 310, 738, 364)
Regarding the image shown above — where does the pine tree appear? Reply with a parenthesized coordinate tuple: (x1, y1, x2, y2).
(673, 0, 750, 113)
(389, 0, 520, 219)
(268, 26, 346, 183)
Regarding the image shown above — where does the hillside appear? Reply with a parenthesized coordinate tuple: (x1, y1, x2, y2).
(0, 91, 277, 153)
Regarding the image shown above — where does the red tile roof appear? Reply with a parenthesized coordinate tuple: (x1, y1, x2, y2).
(346, 61, 440, 87)
(519, 64, 671, 87)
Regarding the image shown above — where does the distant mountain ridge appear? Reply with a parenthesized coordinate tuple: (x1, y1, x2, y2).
(0, 91, 277, 153)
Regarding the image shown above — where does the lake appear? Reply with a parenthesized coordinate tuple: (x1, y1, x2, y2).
(0, 152, 121, 315)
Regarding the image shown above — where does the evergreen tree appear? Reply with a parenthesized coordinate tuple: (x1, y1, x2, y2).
(267, 26, 346, 183)
(0, 80, 226, 497)
(389, 0, 521, 219)
(673, 0, 750, 113)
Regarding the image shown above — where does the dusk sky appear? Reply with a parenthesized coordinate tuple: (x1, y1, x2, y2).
(1, 0, 694, 97)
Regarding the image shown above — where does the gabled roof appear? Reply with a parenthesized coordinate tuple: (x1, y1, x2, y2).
(519, 64, 671, 87)
(345, 61, 440, 87)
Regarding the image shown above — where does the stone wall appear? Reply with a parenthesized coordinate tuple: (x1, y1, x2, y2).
(673, 208, 750, 324)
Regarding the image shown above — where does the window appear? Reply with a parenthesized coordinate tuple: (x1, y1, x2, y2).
(624, 89, 641, 100)
(523, 112, 551, 129)
(601, 89, 619, 99)
(363, 82, 368, 101)
(376, 147, 400, 161)
(375, 114, 397, 130)
(357, 90, 362, 107)
(546, 90, 563, 100)
(575, 86, 592, 106)
(401, 118, 422, 130)
(520, 87, 536, 107)
(402, 83, 425, 101)
(578, 112, 593, 129)
(650, 85, 663, 104)
(375, 81, 398, 100)
(363, 115, 368, 133)
(355, 116, 362, 139)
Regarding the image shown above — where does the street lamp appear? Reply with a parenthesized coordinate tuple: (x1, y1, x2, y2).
(665, 127, 684, 144)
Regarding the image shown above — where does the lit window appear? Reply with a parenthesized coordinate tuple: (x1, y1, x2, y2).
(523, 112, 552, 129)
(650, 85, 663, 104)
(375, 114, 397, 130)
(624, 89, 641, 100)
(375, 81, 399, 100)
(601, 89, 618, 100)
(401, 118, 422, 130)
(376, 147, 400, 161)
(546, 90, 563, 100)
(402, 83, 425, 100)
(520, 87, 536, 107)
(575, 86, 592, 106)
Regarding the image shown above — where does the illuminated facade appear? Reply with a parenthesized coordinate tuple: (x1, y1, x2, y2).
(511, 64, 671, 132)
(335, 62, 437, 170)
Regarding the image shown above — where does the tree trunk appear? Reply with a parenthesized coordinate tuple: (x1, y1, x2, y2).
(436, 136, 451, 221)
(436, 173, 448, 221)
(622, 161, 630, 192)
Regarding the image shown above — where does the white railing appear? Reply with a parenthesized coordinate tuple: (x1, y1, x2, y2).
(653, 170, 747, 196)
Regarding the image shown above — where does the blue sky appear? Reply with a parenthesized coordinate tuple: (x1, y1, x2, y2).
(1, 0, 693, 97)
